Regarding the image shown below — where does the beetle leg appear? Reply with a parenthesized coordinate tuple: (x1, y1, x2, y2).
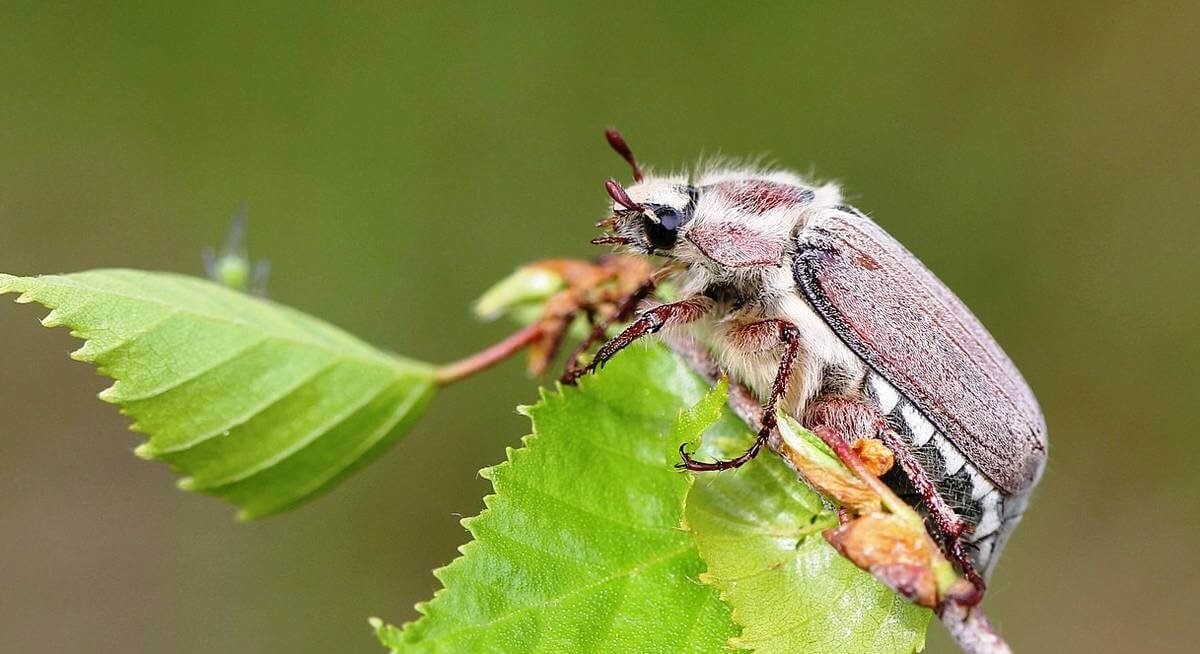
(562, 296, 712, 385)
(805, 395, 987, 603)
(879, 430, 987, 603)
(677, 320, 801, 472)
(560, 278, 656, 381)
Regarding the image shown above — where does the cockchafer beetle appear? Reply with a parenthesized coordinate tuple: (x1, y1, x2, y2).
(561, 129, 1048, 599)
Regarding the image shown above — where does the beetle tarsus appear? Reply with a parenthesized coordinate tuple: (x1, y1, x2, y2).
(560, 297, 710, 384)
(675, 430, 769, 472)
(950, 544, 987, 605)
(677, 321, 799, 474)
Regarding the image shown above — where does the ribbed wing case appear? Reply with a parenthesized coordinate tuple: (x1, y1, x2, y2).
(793, 207, 1047, 494)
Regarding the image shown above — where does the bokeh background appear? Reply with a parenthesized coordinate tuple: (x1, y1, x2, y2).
(2, 3, 1197, 653)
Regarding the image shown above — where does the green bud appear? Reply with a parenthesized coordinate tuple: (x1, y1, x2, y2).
(474, 266, 565, 321)
(204, 208, 270, 295)
(212, 254, 251, 291)
(775, 413, 882, 515)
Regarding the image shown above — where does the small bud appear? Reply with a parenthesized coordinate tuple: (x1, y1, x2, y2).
(774, 414, 882, 515)
(473, 266, 565, 321)
(824, 512, 940, 608)
(211, 255, 250, 291)
(852, 438, 894, 477)
(204, 208, 269, 295)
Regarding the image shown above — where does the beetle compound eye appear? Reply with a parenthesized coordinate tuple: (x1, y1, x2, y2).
(643, 211, 679, 250)
(657, 207, 683, 231)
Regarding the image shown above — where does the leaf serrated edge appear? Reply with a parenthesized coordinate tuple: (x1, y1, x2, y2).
(2, 270, 439, 520)
(397, 368, 719, 648)
(398, 392, 541, 643)
(8, 271, 425, 372)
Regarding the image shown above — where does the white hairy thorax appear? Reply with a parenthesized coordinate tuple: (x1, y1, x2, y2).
(618, 166, 864, 419)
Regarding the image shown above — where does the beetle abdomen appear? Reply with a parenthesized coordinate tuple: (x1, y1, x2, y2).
(794, 207, 1047, 495)
(865, 373, 1028, 576)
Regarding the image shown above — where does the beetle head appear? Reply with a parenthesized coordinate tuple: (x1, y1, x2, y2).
(592, 129, 697, 255)
(594, 179, 698, 254)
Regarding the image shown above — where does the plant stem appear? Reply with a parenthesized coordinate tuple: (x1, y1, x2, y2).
(940, 602, 1014, 654)
(434, 323, 543, 386)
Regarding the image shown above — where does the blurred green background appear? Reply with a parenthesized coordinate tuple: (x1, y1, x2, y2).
(2, 2, 1197, 652)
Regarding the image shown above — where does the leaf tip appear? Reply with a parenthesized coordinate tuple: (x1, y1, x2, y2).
(40, 309, 64, 328)
(133, 442, 157, 460)
(97, 385, 121, 403)
(68, 346, 95, 363)
(727, 636, 755, 651)
(177, 476, 196, 491)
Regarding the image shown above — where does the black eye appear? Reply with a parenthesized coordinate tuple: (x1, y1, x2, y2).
(644, 207, 681, 250)
(658, 207, 683, 231)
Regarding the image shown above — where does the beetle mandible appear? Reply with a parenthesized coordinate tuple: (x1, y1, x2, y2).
(563, 129, 1048, 598)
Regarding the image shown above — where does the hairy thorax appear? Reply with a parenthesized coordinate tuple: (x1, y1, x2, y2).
(668, 255, 868, 421)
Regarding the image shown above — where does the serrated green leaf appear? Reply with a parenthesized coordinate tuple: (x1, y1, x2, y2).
(385, 344, 738, 653)
(1, 269, 436, 518)
(371, 617, 405, 650)
(684, 396, 931, 653)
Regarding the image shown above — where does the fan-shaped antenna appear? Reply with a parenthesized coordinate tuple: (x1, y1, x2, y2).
(605, 128, 644, 182)
(604, 179, 642, 212)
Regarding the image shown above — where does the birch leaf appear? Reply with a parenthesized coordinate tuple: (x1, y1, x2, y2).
(1, 269, 436, 519)
(684, 402, 931, 653)
(384, 345, 738, 653)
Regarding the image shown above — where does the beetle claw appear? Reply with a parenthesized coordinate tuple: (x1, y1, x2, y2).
(675, 432, 768, 472)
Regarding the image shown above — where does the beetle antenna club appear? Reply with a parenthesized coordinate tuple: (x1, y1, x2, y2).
(605, 127, 644, 182)
(604, 179, 643, 212)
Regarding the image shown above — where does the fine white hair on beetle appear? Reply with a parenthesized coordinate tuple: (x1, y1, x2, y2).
(690, 152, 775, 179)
(691, 154, 839, 189)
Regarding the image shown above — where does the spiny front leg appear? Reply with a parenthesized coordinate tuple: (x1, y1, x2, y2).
(560, 278, 656, 382)
(561, 296, 712, 385)
(678, 319, 801, 472)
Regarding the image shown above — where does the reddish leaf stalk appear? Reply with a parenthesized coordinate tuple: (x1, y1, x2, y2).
(434, 322, 544, 386)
